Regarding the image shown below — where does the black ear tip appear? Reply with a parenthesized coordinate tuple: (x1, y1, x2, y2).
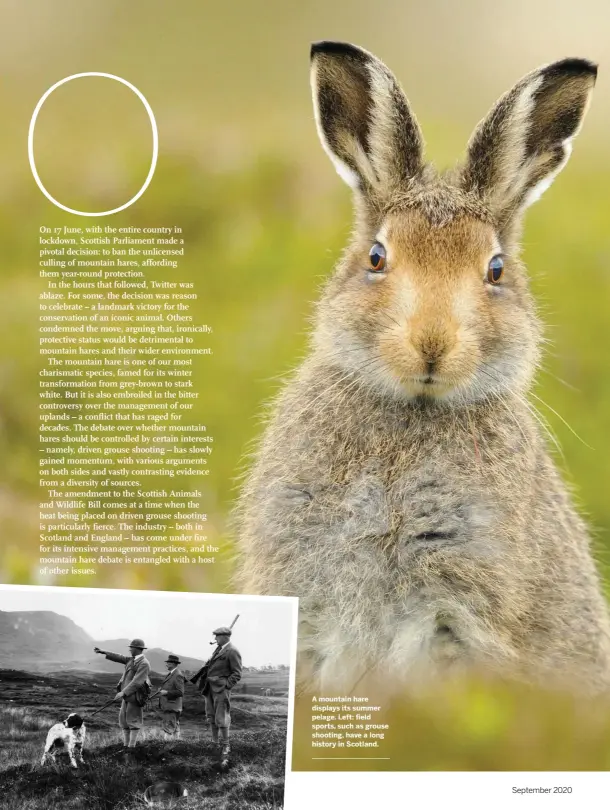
(544, 57, 598, 82)
(310, 41, 327, 59)
(569, 57, 598, 79)
(580, 57, 597, 75)
(310, 41, 367, 63)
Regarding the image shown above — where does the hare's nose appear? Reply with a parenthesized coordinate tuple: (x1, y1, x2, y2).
(416, 334, 453, 363)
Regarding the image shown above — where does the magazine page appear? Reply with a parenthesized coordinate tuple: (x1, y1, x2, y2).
(1, 1, 609, 808)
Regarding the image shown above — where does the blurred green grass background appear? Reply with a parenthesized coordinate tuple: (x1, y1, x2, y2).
(1, 0, 610, 770)
(294, 678, 610, 771)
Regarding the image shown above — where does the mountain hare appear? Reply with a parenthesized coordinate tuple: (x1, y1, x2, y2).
(234, 42, 610, 696)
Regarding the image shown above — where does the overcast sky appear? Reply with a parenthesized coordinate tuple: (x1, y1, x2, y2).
(0, 585, 297, 667)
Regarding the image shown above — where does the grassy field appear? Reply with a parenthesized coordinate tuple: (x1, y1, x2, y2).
(0, 668, 288, 808)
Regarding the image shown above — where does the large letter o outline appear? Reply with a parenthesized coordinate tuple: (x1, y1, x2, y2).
(28, 72, 158, 217)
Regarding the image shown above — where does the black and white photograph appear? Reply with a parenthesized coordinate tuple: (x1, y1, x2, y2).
(0, 584, 298, 809)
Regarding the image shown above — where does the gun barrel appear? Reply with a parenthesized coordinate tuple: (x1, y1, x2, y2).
(209, 614, 240, 644)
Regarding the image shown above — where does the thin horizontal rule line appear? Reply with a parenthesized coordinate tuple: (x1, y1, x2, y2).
(312, 757, 390, 759)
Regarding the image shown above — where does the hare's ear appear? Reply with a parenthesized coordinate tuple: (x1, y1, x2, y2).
(310, 41, 424, 194)
(463, 59, 597, 224)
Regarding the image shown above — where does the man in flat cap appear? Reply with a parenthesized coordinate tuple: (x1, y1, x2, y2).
(191, 626, 242, 766)
(159, 654, 185, 739)
(94, 638, 151, 748)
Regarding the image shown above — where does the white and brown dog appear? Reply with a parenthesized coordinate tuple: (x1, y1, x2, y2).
(41, 713, 86, 768)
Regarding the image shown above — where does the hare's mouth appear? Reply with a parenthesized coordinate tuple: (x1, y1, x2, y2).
(411, 374, 437, 385)
(398, 372, 472, 403)
(405, 374, 448, 396)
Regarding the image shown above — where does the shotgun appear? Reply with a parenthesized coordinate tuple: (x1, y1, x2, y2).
(87, 696, 117, 718)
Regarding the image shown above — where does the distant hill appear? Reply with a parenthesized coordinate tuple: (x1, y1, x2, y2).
(0, 611, 206, 674)
(0, 610, 92, 665)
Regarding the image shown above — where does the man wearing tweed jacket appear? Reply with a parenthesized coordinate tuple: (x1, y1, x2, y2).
(94, 638, 151, 748)
(159, 653, 185, 738)
(191, 626, 242, 766)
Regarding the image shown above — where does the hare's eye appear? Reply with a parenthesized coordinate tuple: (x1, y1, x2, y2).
(487, 255, 504, 284)
(369, 242, 386, 273)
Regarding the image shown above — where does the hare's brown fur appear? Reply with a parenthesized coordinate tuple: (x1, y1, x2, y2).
(233, 43, 610, 695)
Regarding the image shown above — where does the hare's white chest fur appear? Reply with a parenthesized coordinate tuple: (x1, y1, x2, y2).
(279, 460, 507, 691)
